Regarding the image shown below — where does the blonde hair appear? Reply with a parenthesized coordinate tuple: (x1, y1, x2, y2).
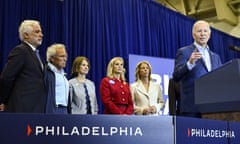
(106, 57, 126, 81)
(71, 56, 90, 78)
(19, 20, 40, 41)
(135, 61, 152, 81)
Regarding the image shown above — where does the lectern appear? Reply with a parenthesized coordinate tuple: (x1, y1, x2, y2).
(195, 59, 240, 121)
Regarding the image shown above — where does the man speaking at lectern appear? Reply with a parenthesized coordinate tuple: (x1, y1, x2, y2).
(173, 20, 222, 118)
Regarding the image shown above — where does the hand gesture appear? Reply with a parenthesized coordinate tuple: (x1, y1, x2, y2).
(189, 49, 202, 64)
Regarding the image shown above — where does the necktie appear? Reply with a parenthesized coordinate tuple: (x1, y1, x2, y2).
(83, 83, 92, 114)
(35, 50, 43, 69)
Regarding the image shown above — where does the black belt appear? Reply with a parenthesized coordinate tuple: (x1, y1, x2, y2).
(56, 104, 67, 108)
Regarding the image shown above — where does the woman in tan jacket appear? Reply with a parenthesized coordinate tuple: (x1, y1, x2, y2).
(130, 61, 165, 115)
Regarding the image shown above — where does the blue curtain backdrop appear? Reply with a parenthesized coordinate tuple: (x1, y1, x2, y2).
(1, 0, 240, 113)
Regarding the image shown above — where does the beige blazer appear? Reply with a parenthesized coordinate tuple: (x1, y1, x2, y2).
(130, 80, 165, 115)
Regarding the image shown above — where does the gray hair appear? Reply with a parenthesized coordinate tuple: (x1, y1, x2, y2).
(18, 20, 40, 41)
(192, 20, 211, 34)
(46, 43, 66, 62)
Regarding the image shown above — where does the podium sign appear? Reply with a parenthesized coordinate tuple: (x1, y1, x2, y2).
(195, 59, 240, 113)
(176, 116, 234, 144)
(229, 121, 240, 144)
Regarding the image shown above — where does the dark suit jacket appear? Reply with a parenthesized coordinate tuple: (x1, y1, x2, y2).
(168, 78, 180, 115)
(44, 65, 56, 114)
(173, 43, 222, 113)
(44, 64, 71, 114)
(0, 42, 47, 113)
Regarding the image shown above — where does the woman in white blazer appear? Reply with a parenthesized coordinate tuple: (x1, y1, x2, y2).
(130, 61, 165, 115)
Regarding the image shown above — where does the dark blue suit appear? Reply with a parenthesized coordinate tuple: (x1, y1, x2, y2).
(44, 65, 57, 114)
(173, 44, 222, 116)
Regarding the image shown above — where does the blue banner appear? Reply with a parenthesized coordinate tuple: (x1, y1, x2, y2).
(176, 116, 235, 144)
(229, 121, 240, 144)
(0, 113, 173, 144)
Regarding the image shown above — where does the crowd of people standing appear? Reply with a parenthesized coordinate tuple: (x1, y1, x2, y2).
(0, 19, 222, 118)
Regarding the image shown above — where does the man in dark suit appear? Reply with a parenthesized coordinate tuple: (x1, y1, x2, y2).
(173, 20, 222, 118)
(0, 20, 47, 113)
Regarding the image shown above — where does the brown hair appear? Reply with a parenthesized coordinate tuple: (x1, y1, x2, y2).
(71, 56, 90, 78)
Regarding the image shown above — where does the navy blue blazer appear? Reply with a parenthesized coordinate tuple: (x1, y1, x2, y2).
(44, 65, 57, 114)
(173, 44, 222, 113)
(44, 65, 71, 114)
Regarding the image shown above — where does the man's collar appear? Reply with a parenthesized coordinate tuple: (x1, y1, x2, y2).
(48, 63, 64, 74)
(194, 42, 209, 50)
(24, 41, 37, 51)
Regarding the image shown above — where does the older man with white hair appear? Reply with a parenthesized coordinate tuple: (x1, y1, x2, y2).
(45, 43, 69, 114)
(0, 20, 46, 113)
(173, 20, 222, 118)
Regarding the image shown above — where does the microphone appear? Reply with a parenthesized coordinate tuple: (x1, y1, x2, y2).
(229, 45, 240, 52)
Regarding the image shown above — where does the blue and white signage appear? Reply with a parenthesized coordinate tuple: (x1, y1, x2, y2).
(228, 121, 240, 144)
(176, 116, 235, 144)
(0, 113, 174, 144)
